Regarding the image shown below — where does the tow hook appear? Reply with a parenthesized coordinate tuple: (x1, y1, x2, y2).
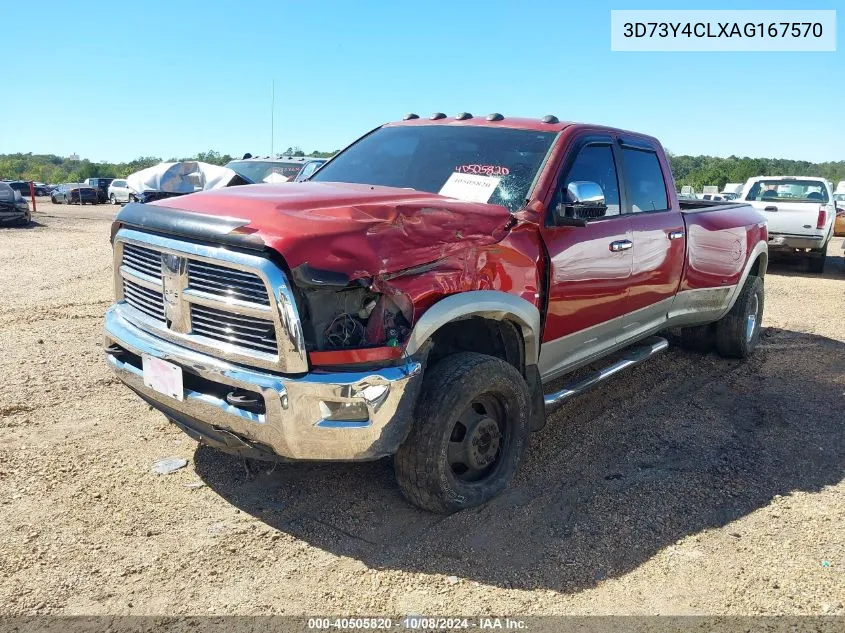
(226, 389, 264, 413)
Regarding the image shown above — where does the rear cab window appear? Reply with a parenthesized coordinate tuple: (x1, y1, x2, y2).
(620, 147, 669, 212)
(745, 180, 829, 203)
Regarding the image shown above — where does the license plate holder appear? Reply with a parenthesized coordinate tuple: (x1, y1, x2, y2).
(142, 355, 184, 401)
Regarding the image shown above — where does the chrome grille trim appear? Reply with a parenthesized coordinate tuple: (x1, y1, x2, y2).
(190, 305, 278, 355)
(122, 279, 165, 321)
(113, 228, 308, 373)
(187, 259, 270, 305)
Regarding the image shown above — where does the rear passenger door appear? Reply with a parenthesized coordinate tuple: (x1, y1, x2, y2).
(617, 138, 685, 340)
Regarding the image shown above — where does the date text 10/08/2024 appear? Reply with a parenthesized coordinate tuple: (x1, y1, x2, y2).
(307, 617, 528, 630)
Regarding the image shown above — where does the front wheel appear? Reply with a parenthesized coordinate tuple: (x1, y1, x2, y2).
(715, 275, 764, 359)
(394, 352, 530, 513)
(110, 194, 117, 205)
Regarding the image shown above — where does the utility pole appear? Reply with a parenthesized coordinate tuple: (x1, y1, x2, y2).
(270, 79, 275, 159)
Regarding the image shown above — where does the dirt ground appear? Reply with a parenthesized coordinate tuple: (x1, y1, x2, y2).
(1, 200, 843, 616)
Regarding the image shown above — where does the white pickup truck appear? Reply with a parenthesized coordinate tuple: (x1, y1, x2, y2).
(739, 176, 836, 273)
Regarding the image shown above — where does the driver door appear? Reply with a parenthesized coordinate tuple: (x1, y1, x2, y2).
(538, 135, 633, 381)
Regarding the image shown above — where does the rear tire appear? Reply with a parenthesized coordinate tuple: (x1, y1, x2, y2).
(715, 275, 764, 359)
(808, 248, 826, 274)
(394, 352, 530, 514)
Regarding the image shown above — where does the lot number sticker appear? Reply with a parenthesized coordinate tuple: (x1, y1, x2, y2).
(438, 172, 501, 203)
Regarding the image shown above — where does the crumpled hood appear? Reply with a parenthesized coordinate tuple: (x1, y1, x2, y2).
(149, 182, 513, 279)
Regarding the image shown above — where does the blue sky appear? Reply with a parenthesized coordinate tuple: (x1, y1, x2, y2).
(1, 0, 842, 162)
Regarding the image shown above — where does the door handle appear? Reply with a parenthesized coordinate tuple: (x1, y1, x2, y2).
(609, 240, 633, 252)
(668, 230, 685, 240)
(764, 205, 778, 211)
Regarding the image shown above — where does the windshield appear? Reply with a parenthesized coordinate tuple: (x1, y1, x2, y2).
(745, 179, 829, 203)
(225, 160, 304, 183)
(310, 125, 556, 211)
(834, 193, 845, 202)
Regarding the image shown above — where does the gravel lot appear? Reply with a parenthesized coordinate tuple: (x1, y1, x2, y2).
(1, 201, 843, 616)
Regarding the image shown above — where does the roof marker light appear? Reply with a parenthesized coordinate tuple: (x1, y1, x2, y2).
(541, 115, 560, 124)
(430, 112, 447, 120)
(486, 113, 504, 121)
(403, 113, 420, 120)
(455, 112, 473, 120)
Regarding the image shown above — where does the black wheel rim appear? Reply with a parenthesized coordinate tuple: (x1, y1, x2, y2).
(446, 394, 508, 483)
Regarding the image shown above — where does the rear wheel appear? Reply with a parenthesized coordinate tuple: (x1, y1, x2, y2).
(715, 275, 764, 359)
(808, 247, 826, 274)
(394, 352, 530, 513)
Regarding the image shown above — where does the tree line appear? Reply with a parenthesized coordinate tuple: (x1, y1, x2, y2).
(1, 150, 843, 189)
(0, 147, 338, 184)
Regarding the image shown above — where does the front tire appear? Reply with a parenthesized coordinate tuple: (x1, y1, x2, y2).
(394, 352, 530, 513)
(715, 275, 764, 359)
(110, 194, 117, 205)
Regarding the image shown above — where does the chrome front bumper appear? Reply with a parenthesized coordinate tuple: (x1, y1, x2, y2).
(104, 306, 424, 461)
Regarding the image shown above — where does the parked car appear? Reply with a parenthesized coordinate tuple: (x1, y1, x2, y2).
(0, 181, 31, 226)
(7, 180, 50, 197)
(739, 176, 836, 272)
(834, 192, 845, 237)
(51, 183, 99, 205)
(224, 156, 321, 183)
(83, 178, 115, 203)
(107, 179, 138, 205)
(104, 113, 768, 513)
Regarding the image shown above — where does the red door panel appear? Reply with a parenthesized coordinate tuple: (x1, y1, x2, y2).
(541, 217, 633, 341)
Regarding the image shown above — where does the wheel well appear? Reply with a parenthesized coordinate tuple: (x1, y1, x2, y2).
(749, 252, 768, 279)
(427, 317, 525, 374)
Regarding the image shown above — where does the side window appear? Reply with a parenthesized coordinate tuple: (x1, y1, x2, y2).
(621, 148, 669, 212)
(556, 144, 621, 217)
(299, 162, 319, 180)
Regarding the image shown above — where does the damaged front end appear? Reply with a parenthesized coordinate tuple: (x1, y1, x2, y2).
(291, 263, 415, 368)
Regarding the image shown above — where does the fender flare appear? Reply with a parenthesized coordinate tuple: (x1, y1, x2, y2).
(404, 291, 542, 365)
(720, 240, 768, 318)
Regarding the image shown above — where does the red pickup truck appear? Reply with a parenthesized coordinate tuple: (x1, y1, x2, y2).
(104, 113, 768, 512)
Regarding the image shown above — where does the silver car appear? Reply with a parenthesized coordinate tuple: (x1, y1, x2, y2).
(0, 182, 31, 226)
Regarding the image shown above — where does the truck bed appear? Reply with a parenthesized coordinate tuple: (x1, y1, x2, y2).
(678, 199, 750, 213)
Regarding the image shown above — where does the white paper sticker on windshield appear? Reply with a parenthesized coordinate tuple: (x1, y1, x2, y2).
(438, 172, 501, 203)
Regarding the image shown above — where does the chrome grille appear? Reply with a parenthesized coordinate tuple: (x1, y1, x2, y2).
(122, 279, 165, 321)
(122, 243, 161, 279)
(187, 260, 270, 305)
(113, 228, 308, 373)
(190, 304, 277, 354)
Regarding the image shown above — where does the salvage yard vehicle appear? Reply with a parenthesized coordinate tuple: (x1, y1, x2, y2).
(51, 183, 98, 205)
(0, 181, 31, 226)
(84, 177, 115, 204)
(8, 180, 50, 197)
(739, 176, 836, 273)
(103, 113, 768, 513)
(834, 193, 845, 237)
(108, 179, 137, 205)
(224, 156, 324, 183)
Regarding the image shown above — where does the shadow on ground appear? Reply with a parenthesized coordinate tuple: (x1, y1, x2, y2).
(195, 328, 845, 593)
(766, 237, 844, 278)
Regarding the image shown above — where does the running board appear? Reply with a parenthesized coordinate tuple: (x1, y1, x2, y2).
(544, 336, 669, 411)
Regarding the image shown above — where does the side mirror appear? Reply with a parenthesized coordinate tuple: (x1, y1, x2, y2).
(553, 181, 607, 227)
